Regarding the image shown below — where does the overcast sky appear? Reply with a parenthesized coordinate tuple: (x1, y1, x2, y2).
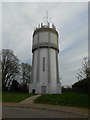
(2, 2, 88, 86)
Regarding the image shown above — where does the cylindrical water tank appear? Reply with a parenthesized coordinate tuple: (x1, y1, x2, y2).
(29, 23, 61, 94)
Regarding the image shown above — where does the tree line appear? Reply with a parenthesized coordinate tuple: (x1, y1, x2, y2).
(72, 57, 90, 94)
(62, 57, 90, 94)
(1, 49, 32, 92)
(1, 49, 90, 94)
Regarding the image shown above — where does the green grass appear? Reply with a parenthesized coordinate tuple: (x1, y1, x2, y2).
(34, 92, 89, 109)
(2, 91, 35, 103)
(0, 92, 2, 102)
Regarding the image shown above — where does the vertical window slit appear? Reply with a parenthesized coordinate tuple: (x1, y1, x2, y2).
(43, 57, 45, 71)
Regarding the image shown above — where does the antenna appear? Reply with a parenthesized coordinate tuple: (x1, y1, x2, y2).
(50, 17, 51, 23)
(46, 10, 48, 23)
(42, 11, 53, 28)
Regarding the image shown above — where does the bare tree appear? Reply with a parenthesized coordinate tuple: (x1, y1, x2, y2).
(2, 49, 20, 89)
(77, 57, 90, 81)
(0, 52, 2, 88)
(22, 63, 32, 84)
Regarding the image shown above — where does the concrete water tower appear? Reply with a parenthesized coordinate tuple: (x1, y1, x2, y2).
(29, 17, 61, 94)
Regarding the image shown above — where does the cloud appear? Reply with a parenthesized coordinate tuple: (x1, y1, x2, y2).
(2, 0, 89, 3)
(2, 2, 88, 86)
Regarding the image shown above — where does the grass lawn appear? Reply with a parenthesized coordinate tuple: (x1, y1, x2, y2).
(0, 92, 2, 102)
(34, 92, 89, 109)
(2, 91, 35, 103)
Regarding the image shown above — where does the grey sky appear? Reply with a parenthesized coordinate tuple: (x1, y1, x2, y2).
(2, 2, 88, 86)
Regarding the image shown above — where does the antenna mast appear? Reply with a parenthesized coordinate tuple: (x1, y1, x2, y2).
(46, 11, 48, 24)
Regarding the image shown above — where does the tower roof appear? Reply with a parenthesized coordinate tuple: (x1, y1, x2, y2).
(33, 12, 58, 37)
(33, 26, 58, 38)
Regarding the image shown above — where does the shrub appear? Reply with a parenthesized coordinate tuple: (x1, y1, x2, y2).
(72, 78, 89, 94)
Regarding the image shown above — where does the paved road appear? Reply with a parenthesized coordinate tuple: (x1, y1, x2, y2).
(2, 106, 88, 118)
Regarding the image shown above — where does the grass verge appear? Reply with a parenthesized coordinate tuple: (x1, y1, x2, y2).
(2, 91, 35, 103)
(34, 92, 89, 109)
(0, 92, 2, 102)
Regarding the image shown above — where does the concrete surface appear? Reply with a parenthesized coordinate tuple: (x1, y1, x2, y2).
(2, 95, 89, 118)
(19, 95, 41, 104)
(2, 106, 88, 118)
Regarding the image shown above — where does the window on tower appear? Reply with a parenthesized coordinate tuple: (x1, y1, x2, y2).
(43, 57, 45, 71)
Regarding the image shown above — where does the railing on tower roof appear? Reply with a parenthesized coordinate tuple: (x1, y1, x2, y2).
(34, 22, 56, 31)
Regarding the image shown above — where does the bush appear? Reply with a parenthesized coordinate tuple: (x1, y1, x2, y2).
(62, 86, 72, 93)
(72, 78, 89, 94)
(19, 83, 29, 93)
(10, 80, 19, 91)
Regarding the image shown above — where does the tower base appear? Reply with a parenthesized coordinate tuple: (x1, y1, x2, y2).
(29, 82, 61, 94)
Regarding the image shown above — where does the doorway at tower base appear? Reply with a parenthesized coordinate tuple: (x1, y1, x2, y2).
(29, 83, 61, 94)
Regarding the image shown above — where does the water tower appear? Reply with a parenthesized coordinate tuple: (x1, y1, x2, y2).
(29, 17, 61, 94)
